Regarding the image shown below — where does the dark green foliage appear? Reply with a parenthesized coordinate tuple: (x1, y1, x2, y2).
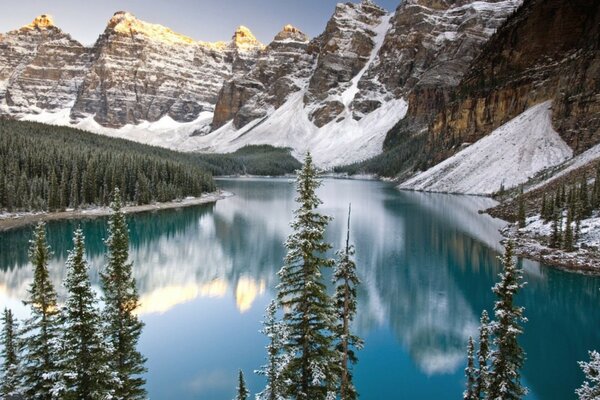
(277, 153, 338, 400)
(464, 337, 477, 400)
(57, 228, 114, 399)
(517, 187, 526, 229)
(236, 370, 250, 400)
(201, 145, 302, 176)
(1, 308, 21, 398)
(0, 120, 215, 211)
(488, 240, 528, 399)
(334, 133, 426, 178)
(101, 190, 147, 399)
(475, 310, 491, 399)
(21, 222, 61, 400)
(333, 205, 363, 400)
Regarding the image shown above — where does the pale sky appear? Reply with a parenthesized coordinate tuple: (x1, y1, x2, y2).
(0, 0, 401, 46)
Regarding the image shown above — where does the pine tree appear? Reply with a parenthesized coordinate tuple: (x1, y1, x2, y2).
(540, 193, 547, 221)
(564, 201, 575, 252)
(277, 152, 337, 400)
(488, 240, 528, 399)
(464, 336, 477, 400)
(475, 310, 491, 399)
(236, 370, 249, 400)
(333, 204, 363, 400)
(21, 222, 61, 400)
(1, 308, 21, 398)
(580, 176, 591, 218)
(57, 228, 114, 399)
(517, 188, 526, 229)
(101, 189, 147, 400)
(256, 300, 289, 400)
(576, 350, 600, 400)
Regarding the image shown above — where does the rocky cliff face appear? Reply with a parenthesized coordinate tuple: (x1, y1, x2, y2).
(0, 13, 265, 128)
(211, 24, 313, 130)
(378, 0, 523, 160)
(421, 0, 600, 166)
(70, 12, 264, 128)
(0, 15, 91, 115)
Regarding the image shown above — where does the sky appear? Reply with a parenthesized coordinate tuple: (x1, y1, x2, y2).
(0, 0, 401, 46)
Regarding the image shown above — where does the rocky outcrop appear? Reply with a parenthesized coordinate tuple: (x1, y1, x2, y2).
(377, 0, 523, 159)
(304, 0, 388, 126)
(211, 24, 313, 130)
(70, 12, 264, 128)
(422, 0, 600, 166)
(0, 15, 91, 114)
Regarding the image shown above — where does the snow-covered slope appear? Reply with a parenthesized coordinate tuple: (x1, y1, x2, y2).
(399, 101, 573, 195)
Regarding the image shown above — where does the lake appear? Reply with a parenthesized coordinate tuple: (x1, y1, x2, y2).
(1, 178, 599, 399)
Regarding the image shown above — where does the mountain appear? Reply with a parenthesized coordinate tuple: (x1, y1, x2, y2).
(189, 0, 521, 166)
(0, 12, 264, 129)
(0, 15, 90, 115)
(0, 0, 596, 175)
(400, 0, 600, 194)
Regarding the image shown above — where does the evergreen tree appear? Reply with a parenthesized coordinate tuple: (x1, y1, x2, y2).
(488, 240, 528, 399)
(580, 176, 591, 218)
(550, 205, 562, 249)
(277, 152, 338, 400)
(576, 350, 600, 400)
(540, 193, 547, 221)
(475, 310, 491, 399)
(236, 370, 249, 400)
(256, 300, 289, 400)
(517, 188, 526, 229)
(464, 336, 477, 400)
(1, 308, 21, 399)
(57, 228, 113, 399)
(564, 201, 575, 252)
(333, 204, 363, 400)
(21, 222, 61, 400)
(100, 189, 147, 400)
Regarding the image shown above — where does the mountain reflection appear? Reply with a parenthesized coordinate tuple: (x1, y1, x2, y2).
(1, 178, 599, 400)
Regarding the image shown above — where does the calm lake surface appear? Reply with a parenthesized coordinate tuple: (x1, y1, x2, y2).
(1, 178, 599, 399)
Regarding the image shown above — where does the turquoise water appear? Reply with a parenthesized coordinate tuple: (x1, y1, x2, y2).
(1, 178, 599, 399)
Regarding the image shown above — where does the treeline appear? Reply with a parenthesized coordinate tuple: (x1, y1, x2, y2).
(0, 120, 215, 212)
(334, 133, 426, 178)
(196, 145, 302, 177)
(0, 192, 147, 399)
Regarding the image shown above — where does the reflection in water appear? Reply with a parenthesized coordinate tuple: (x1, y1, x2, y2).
(0, 178, 599, 400)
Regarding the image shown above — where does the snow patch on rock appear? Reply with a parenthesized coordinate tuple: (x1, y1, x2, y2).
(399, 101, 573, 195)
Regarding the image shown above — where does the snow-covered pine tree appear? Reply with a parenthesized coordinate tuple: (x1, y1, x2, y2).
(277, 152, 337, 400)
(236, 370, 249, 400)
(333, 204, 363, 400)
(256, 300, 289, 400)
(101, 189, 147, 400)
(488, 240, 528, 400)
(1, 308, 22, 398)
(464, 336, 477, 400)
(57, 228, 114, 399)
(475, 310, 491, 399)
(21, 221, 61, 400)
(576, 350, 600, 399)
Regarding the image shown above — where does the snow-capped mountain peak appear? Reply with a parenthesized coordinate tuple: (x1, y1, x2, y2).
(106, 11, 197, 45)
(231, 25, 264, 51)
(21, 14, 55, 31)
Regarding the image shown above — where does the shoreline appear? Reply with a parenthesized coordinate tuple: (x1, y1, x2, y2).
(500, 224, 600, 276)
(0, 190, 233, 232)
(395, 187, 600, 275)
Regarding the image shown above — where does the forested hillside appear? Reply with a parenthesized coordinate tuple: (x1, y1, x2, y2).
(0, 120, 216, 211)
